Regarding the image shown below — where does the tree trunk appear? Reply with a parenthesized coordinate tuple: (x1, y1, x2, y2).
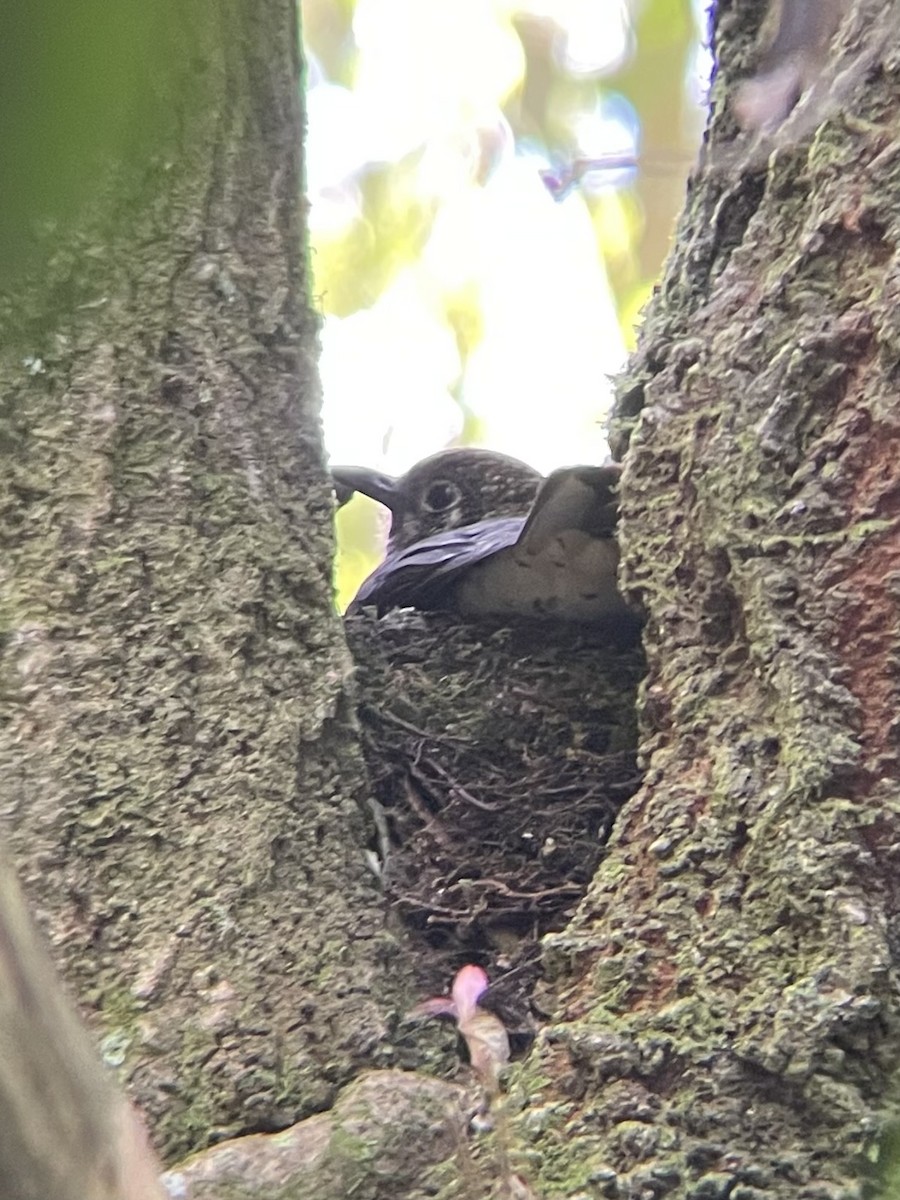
(507, 1, 900, 1196)
(6, 0, 900, 1196)
(0, 0, 408, 1163)
(0, 852, 165, 1200)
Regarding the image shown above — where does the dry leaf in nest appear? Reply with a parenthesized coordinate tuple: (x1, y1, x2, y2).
(409, 964, 511, 1095)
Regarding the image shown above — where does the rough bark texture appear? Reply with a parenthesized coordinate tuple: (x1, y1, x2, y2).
(0, 0, 409, 1162)
(503, 2, 900, 1197)
(7, 1, 900, 1196)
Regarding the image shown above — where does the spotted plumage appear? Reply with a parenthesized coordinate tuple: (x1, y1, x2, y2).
(332, 449, 636, 627)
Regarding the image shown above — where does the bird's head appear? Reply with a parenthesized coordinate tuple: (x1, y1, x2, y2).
(332, 448, 543, 551)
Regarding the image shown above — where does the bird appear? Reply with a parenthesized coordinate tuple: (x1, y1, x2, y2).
(332, 448, 637, 626)
(334, 448, 543, 553)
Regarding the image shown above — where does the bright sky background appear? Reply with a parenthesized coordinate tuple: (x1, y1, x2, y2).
(302, 0, 709, 602)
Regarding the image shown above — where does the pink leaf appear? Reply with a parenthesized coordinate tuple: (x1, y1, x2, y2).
(407, 965, 510, 1093)
(450, 963, 489, 1023)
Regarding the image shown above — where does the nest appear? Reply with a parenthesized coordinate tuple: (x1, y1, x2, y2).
(345, 610, 644, 962)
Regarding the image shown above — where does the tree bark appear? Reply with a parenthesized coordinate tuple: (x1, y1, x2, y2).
(0, 0, 408, 1163)
(6, 0, 900, 1196)
(0, 852, 165, 1200)
(507, 1, 900, 1196)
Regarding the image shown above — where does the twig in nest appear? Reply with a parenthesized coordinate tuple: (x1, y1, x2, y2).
(423, 755, 500, 811)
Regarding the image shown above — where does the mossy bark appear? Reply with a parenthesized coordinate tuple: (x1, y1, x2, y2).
(506, 2, 900, 1197)
(5, 0, 900, 1195)
(0, 0, 408, 1163)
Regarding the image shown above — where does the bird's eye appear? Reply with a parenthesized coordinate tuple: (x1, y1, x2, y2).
(422, 480, 461, 512)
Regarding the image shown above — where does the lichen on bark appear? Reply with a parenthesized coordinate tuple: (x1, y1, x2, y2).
(503, 2, 900, 1197)
(0, 0, 412, 1162)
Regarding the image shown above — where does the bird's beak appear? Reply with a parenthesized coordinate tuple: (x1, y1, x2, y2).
(330, 466, 401, 511)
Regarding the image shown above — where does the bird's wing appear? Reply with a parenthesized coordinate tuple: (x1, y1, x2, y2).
(348, 516, 527, 615)
(516, 464, 620, 554)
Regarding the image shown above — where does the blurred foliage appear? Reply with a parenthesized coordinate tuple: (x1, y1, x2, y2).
(313, 153, 440, 316)
(303, 0, 706, 608)
(0, 0, 183, 279)
(306, 0, 703, 337)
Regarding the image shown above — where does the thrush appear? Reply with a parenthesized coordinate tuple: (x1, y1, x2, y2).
(334, 448, 543, 552)
(333, 448, 636, 625)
